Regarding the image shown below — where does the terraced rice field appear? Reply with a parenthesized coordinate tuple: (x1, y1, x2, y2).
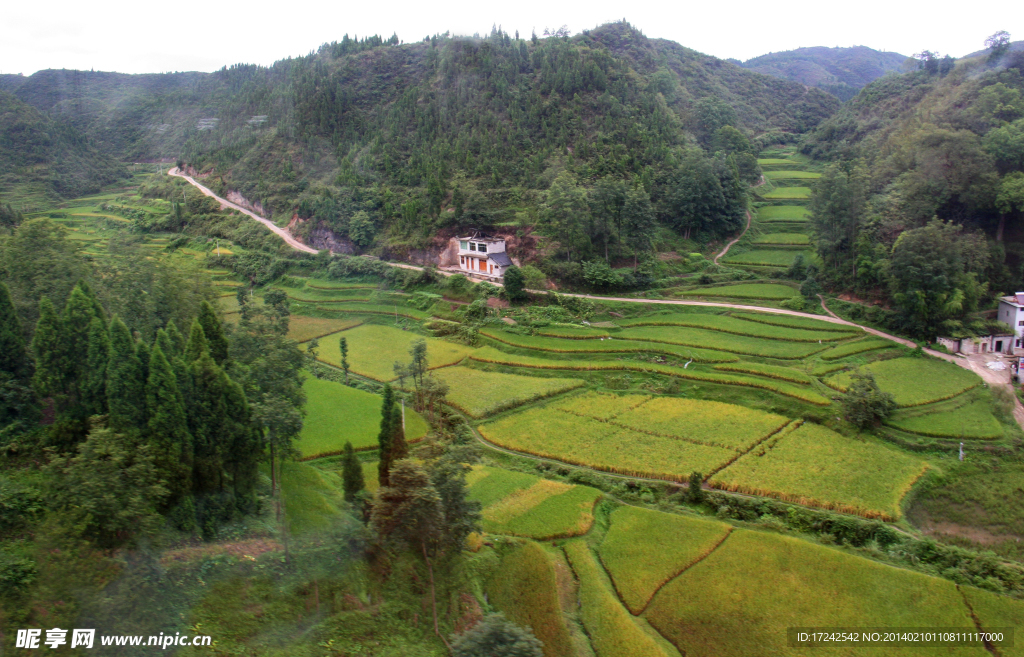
(479, 397, 798, 480)
(287, 316, 362, 343)
(428, 366, 585, 418)
(886, 399, 1004, 440)
(609, 397, 791, 451)
(722, 249, 813, 268)
(763, 170, 821, 179)
(615, 326, 829, 359)
(645, 530, 982, 657)
(617, 312, 851, 342)
(479, 327, 739, 362)
(469, 348, 830, 404)
(751, 232, 810, 245)
(296, 375, 429, 455)
(467, 466, 602, 539)
(762, 186, 812, 200)
(598, 506, 731, 614)
(486, 542, 575, 657)
(729, 311, 856, 333)
(709, 422, 928, 519)
(304, 302, 429, 319)
(756, 205, 808, 222)
(478, 405, 738, 481)
(534, 325, 611, 339)
(283, 287, 374, 302)
(675, 283, 798, 299)
(826, 357, 981, 406)
(712, 362, 813, 384)
(563, 541, 671, 657)
(311, 324, 476, 381)
(819, 337, 896, 360)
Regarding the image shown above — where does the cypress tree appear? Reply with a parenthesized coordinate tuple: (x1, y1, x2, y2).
(222, 375, 258, 512)
(155, 328, 175, 361)
(197, 301, 229, 365)
(188, 352, 228, 494)
(0, 282, 30, 380)
(165, 320, 186, 356)
(136, 338, 151, 389)
(106, 316, 146, 432)
(81, 317, 110, 416)
(146, 343, 192, 503)
(61, 284, 100, 390)
(32, 297, 68, 403)
(342, 441, 365, 502)
(76, 280, 106, 325)
(185, 320, 209, 363)
(389, 403, 408, 462)
(377, 384, 395, 487)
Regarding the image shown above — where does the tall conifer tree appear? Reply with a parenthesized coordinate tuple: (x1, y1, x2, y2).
(32, 297, 68, 404)
(389, 403, 408, 462)
(146, 343, 192, 502)
(377, 384, 396, 487)
(342, 441, 365, 502)
(197, 301, 229, 365)
(0, 282, 30, 380)
(82, 317, 110, 416)
(106, 316, 146, 432)
(165, 320, 186, 356)
(185, 320, 210, 363)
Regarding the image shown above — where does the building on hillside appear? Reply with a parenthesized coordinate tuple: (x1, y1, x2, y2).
(936, 333, 1015, 355)
(998, 293, 1024, 352)
(455, 234, 513, 280)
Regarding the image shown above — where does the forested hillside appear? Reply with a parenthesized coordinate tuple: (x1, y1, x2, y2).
(800, 40, 1024, 336)
(3, 23, 838, 263)
(0, 92, 125, 200)
(739, 46, 908, 101)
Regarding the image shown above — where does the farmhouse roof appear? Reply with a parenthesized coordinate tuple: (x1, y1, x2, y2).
(1000, 294, 1024, 306)
(488, 252, 513, 267)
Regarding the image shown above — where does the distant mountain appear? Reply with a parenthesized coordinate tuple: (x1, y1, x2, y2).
(740, 46, 908, 101)
(0, 91, 125, 200)
(963, 40, 1024, 59)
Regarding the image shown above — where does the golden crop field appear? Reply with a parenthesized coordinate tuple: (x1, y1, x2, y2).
(709, 422, 928, 520)
(611, 397, 791, 451)
(598, 506, 732, 614)
(645, 530, 982, 657)
(478, 407, 737, 481)
(428, 366, 584, 418)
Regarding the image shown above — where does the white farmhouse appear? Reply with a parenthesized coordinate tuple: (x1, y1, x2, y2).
(998, 293, 1024, 353)
(455, 234, 513, 280)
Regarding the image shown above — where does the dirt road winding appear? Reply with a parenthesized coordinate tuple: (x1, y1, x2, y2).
(168, 168, 318, 254)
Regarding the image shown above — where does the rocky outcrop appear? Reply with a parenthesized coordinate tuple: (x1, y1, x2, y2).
(306, 223, 356, 254)
(226, 190, 269, 219)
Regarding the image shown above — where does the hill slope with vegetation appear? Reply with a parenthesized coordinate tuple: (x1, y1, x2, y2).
(798, 39, 1024, 337)
(3, 22, 838, 267)
(740, 46, 909, 101)
(0, 91, 125, 201)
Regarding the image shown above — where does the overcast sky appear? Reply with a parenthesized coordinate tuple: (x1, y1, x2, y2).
(3, 0, 1021, 76)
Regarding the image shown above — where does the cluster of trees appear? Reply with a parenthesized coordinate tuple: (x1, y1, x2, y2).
(802, 32, 1024, 337)
(2, 277, 304, 543)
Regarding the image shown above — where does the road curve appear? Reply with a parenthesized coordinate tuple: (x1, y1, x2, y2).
(713, 210, 751, 265)
(168, 168, 318, 254)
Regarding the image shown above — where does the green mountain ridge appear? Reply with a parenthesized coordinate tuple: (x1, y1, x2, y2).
(0, 22, 839, 246)
(739, 46, 909, 102)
